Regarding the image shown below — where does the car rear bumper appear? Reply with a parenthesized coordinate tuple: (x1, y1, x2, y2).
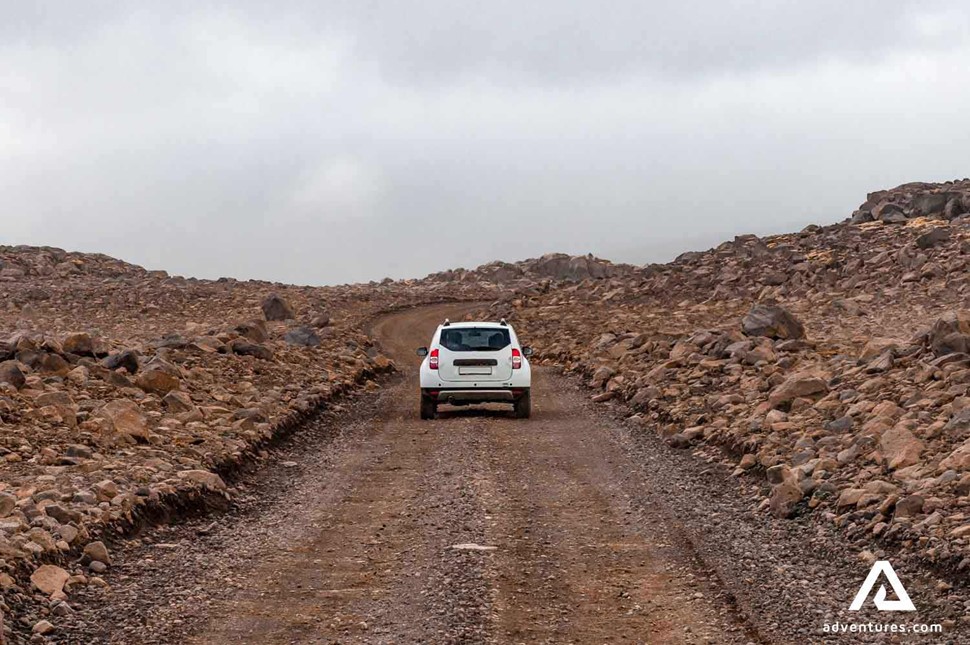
(424, 388, 528, 404)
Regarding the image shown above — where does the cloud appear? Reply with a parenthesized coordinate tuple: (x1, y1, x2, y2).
(2, 2, 970, 284)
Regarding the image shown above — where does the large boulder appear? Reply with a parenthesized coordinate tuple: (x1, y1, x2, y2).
(260, 294, 295, 321)
(742, 304, 805, 340)
(912, 192, 950, 217)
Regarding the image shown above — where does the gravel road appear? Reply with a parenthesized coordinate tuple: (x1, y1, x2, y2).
(50, 303, 966, 644)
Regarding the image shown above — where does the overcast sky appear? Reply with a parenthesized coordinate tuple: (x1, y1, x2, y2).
(3, 2, 970, 285)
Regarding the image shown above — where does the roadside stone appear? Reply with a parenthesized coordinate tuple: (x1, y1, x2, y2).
(30, 565, 69, 596)
(769, 481, 803, 518)
(176, 470, 227, 491)
(82, 540, 111, 566)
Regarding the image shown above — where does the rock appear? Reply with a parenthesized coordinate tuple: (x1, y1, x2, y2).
(894, 495, 924, 518)
(916, 227, 950, 249)
(102, 349, 140, 374)
(62, 331, 95, 356)
(0, 360, 26, 389)
(176, 470, 227, 491)
(765, 464, 792, 485)
(769, 481, 803, 518)
(873, 201, 905, 220)
(591, 391, 616, 403)
(859, 337, 902, 361)
(768, 372, 828, 408)
(260, 293, 295, 321)
(230, 340, 274, 361)
(928, 311, 970, 357)
(82, 541, 111, 566)
(30, 564, 69, 596)
(235, 320, 268, 343)
(0, 493, 16, 517)
(837, 488, 866, 509)
(880, 424, 924, 470)
(99, 399, 150, 442)
(940, 439, 970, 471)
(309, 314, 331, 328)
(589, 365, 615, 389)
(666, 433, 692, 449)
(162, 390, 195, 412)
(741, 304, 805, 340)
(912, 192, 950, 217)
(738, 454, 757, 470)
(948, 523, 970, 539)
(44, 504, 81, 524)
(284, 326, 321, 347)
(32, 619, 55, 634)
(135, 367, 180, 395)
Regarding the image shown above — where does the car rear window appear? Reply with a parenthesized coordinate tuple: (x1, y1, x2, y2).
(440, 327, 511, 352)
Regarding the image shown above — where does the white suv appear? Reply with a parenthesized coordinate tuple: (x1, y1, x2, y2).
(416, 319, 533, 419)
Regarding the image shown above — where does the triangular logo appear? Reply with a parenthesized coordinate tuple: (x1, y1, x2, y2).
(849, 560, 915, 612)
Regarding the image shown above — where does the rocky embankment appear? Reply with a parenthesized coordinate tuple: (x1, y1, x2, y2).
(491, 180, 970, 597)
(0, 246, 501, 637)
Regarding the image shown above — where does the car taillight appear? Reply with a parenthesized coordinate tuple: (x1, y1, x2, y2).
(511, 348, 522, 369)
(429, 348, 439, 370)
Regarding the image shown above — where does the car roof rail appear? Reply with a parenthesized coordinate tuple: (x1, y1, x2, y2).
(499, 318, 508, 326)
(442, 318, 450, 326)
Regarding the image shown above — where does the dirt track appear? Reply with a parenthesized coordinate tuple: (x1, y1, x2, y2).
(54, 303, 963, 644)
(178, 303, 750, 643)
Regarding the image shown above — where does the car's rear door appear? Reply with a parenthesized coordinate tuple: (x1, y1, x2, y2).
(437, 326, 513, 383)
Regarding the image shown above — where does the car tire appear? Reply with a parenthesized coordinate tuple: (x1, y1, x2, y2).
(420, 393, 437, 420)
(514, 390, 531, 419)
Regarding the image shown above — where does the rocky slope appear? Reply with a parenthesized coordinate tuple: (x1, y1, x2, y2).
(492, 181, 970, 596)
(3, 177, 970, 638)
(0, 245, 500, 637)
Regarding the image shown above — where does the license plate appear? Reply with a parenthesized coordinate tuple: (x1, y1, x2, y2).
(459, 367, 492, 375)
